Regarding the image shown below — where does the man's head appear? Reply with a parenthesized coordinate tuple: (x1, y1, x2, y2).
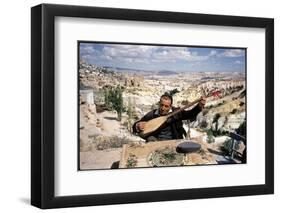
(159, 93, 173, 115)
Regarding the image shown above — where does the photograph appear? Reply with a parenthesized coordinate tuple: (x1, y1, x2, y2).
(78, 42, 247, 170)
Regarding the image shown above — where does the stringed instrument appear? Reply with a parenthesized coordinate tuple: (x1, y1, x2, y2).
(139, 96, 206, 138)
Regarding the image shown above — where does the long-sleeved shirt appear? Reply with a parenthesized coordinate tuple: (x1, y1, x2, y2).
(132, 104, 202, 142)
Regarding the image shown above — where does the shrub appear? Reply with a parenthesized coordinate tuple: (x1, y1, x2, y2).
(126, 154, 138, 168)
(94, 136, 131, 150)
(103, 85, 125, 121)
(236, 120, 246, 137)
(206, 129, 215, 143)
(213, 113, 221, 123)
(231, 108, 238, 114)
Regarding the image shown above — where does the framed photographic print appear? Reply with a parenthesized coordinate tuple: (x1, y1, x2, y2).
(31, 3, 274, 209)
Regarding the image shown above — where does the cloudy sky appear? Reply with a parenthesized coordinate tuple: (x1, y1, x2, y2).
(79, 42, 246, 72)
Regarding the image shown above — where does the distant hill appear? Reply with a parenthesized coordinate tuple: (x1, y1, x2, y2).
(201, 77, 215, 80)
(102, 66, 150, 73)
(157, 70, 179, 76)
(102, 66, 181, 76)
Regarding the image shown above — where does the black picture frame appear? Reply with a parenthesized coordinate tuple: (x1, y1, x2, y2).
(31, 3, 274, 209)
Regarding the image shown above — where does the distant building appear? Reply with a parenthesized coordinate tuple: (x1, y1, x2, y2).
(80, 83, 94, 104)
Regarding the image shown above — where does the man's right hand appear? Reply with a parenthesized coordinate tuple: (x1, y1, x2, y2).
(137, 121, 146, 131)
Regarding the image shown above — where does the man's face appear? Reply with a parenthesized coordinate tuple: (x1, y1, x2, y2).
(159, 97, 172, 115)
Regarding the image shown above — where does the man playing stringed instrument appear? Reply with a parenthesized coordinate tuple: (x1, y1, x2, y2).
(132, 93, 206, 142)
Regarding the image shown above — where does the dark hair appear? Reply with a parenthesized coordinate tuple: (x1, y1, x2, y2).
(160, 93, 173, 105)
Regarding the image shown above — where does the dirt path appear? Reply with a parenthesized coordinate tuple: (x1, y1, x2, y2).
(80, 148, 122, 170)
(80, 110, 144, 170)
(97, 111, 122, 135)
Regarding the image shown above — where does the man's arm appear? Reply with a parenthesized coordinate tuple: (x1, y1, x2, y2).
(132, 110, 155, 134)
(168, 104, 202, 124)
(176, 97, 206, 122)
(180, 104, 202, 122)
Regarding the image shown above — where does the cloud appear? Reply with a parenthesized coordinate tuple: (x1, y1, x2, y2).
(80, 44, 214, 64)
(151, 47, 209, 62)
(220, 49, 244, 57)
(100, 55, 113, 61)
(103, 45, 156, 59)
(79, 43, 245, 72)
(209, 50, 217, 56)
(93, 45, 210, 64)
(80, 44, 97, 55)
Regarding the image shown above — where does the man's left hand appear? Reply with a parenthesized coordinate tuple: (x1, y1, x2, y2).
(198, 96, 206, 109)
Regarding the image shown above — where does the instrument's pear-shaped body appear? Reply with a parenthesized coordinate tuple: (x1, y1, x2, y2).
(139, 115, 168, 138)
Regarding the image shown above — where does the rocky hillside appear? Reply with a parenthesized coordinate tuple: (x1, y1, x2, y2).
(79, 61, 246, 169)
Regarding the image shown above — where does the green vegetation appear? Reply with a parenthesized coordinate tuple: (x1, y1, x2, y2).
(239, 102, 245, 107)
(205, 104, 213, 109)
(126, 97, 137, 133)
(231, 108, 238, 114)
(212, 113, 221, 135)
(90, 135, 131, 150)
(221, 138, 241, 158)
(213, 113, 221, 123)
(149, 147, 184, 167)
(126, 154, 138, 168)
(163, 151, 176, 161)
(239, 89, 246, 98)
(206, 129, 215, 143)
(199, 120, 208, 128)
(236, 120, 246, 137)
(100, 68, 114, 75)
(104, 85, 125, 121)
(202, 113, 228, 138)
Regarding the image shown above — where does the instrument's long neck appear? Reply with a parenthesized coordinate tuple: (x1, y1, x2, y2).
(166, 97, 202, 118)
